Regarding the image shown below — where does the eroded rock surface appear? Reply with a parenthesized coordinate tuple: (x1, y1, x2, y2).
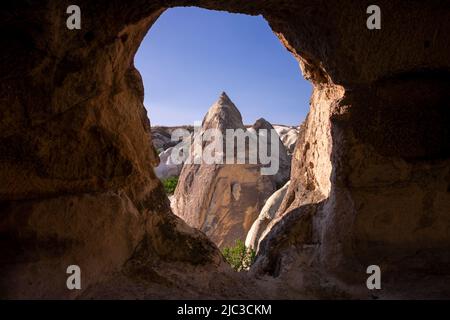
(245, 180, 290, 252)
(1, 0, 450, 299)
(173, 93, 282, 248)
(274, 125, 299, 154)
(154, 146, 184, 179)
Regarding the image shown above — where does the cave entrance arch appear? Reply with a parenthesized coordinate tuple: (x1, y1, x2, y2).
(133, 6, 314, 256)
(89, 2, 450, 297)
(3, 0, 450, 299)
(2, 0, 340, 299)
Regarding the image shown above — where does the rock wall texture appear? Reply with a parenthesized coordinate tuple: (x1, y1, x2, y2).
(245, 181, 290, 251)
(152, 125, 193, 151)
(155, 146, 184, 179)
(274, 125, 299, 154)
(1, 0, 450, 298)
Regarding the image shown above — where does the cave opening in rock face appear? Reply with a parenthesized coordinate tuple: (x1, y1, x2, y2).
(1, 1, 450, 299)
(134, 7, 313, 257)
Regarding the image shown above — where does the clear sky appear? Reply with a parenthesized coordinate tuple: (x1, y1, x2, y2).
(135, 7, 312, 127)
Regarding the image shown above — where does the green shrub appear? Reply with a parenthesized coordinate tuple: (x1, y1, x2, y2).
(162, 176, 179, 195)
(222, 239, 256, 272)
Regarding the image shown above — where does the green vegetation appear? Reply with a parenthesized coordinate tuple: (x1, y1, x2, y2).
(162, 176, 179, 195)
(222, 239, 256, 272)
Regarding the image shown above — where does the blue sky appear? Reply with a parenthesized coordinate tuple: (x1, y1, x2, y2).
(135, 7, 311, 126)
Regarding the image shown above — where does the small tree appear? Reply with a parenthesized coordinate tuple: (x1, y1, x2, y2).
(222, 239, 256, 272)
(162, 176, 179, 195)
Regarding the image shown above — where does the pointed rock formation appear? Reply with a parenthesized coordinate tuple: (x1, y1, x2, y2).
(4, 1, 450, 299)
(173, 93, 281, 248)
(251, 118, 291, 186)
(202, 92, 245, 131)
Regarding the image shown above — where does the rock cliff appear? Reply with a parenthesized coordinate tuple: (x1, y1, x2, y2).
(245, 181, 290, 251)
(1, 0, 449, 299)
(173, 93, 285, 248)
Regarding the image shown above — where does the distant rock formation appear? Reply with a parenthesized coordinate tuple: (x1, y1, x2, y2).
(251, 118, 291, 187)
(5, 1, 450, 299)
(173, 92, 289, 248)
(273, 125, 299, 154)
(202, 92, 246, 132)
(152, 123, 296, 182)
(154, 146, 184, 179)
(152, 127, 176, 151)
(151, 126, 194, 151)
(245, 180, 290, 251)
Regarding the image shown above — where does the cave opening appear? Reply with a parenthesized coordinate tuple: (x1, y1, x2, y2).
(134, 7, 313, 270)
(3, 1, 450, 299)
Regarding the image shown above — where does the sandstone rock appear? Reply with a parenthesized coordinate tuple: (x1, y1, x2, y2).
(151, 126, 194, 151)
(251, 119, 291, 187)
(274, 125, 299, 154)
(2, 0, 450, 299)
(152, 127, 175, 151)
(245, 181, 290, 251)
(173, 92, 278, 248)
(154, 146, 184, 179)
